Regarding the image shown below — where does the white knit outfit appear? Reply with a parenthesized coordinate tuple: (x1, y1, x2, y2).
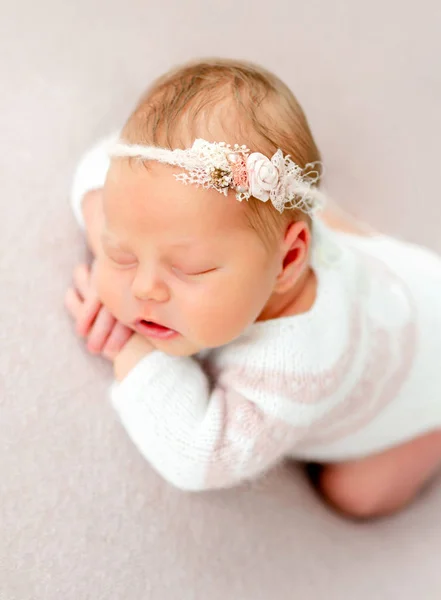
(71, 137, 441, 490)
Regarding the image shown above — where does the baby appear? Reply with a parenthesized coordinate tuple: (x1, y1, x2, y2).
(66, 59, 441, 519)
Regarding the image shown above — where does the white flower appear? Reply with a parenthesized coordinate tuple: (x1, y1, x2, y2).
(246, 152, 279, 201)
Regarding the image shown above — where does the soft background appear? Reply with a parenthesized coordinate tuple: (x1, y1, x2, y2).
(1, 1, 441, 598)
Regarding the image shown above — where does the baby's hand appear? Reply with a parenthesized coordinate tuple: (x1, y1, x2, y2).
(65, 263, 133, 360)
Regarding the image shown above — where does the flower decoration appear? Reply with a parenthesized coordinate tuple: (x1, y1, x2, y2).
(108, 137, 325, 215)
(246, 152, 280, 202)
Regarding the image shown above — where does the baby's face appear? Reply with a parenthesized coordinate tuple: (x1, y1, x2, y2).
(96, 160, 282, 356)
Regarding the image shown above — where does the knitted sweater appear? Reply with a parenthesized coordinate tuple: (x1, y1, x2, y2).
(71, 137, 441, 490)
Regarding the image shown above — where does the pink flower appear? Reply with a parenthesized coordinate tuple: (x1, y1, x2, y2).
(228, 153, 249, 192)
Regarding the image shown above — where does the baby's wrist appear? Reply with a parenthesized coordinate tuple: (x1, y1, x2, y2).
(113, 333, 156, 382)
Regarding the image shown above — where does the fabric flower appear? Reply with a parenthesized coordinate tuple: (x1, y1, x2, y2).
(246, 153, 279, 201)
(228, 153, 249, 191)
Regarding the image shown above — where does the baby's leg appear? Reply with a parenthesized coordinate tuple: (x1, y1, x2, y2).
(309, 430, 441, 520)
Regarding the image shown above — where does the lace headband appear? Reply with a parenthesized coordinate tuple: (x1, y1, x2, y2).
(107, 138, 325, 215)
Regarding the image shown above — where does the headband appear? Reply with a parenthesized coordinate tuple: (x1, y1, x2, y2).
(107, 137, 325, 215)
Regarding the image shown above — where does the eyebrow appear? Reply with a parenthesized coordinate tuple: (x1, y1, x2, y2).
(101, 232, 119, 244)
(101, 232, 133, 250)
(168, 237, 220, 250)
(101, 232, 218, 256)
(168, 240, 196, 250)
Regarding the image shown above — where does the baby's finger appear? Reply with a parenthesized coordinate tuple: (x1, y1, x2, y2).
(64, 287, 83, 319)
(76, 294, 102, 337)
(86, 306, 116, 354)
(102, 323, 134, 360)
(73, 264, 92, 300)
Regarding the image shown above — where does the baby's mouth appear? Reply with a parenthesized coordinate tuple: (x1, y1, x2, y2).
(135, 319, 179, 340)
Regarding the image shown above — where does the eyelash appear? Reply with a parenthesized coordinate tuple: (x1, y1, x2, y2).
(105, 250, 217, 278)
(173, 267, 217, 279)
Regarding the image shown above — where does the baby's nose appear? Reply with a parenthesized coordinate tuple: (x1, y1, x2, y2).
(131, 269, 170, 303)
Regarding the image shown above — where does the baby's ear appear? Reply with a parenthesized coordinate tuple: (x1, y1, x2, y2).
(274, 220, 311, 293)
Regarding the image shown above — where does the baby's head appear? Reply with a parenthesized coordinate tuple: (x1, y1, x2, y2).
(98, 59, 323, 356)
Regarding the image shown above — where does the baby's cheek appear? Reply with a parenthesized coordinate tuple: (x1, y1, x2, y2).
(187, 289, 257, 345)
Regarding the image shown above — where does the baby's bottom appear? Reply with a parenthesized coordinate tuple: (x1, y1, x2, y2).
(306, 429, 441, 520)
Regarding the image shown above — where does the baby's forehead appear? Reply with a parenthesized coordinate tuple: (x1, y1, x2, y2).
(104, 158, 251, 237)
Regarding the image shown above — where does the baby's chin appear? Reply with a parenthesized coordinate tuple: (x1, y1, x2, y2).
(141, 330, 240, 358)
(143, 334, 207, 357)
(129, 321, 243, 357)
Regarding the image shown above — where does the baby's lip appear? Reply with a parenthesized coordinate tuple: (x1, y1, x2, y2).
(133, 316, 171, 329)
(134, 319, 179, 340)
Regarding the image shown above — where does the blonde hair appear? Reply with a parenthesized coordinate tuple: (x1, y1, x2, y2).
(122, 58, 322, 243)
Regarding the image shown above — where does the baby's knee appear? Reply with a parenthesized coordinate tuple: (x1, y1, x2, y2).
(317, 466, 403, 520)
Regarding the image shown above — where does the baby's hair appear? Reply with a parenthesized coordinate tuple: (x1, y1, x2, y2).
(122, 58, 322, 246)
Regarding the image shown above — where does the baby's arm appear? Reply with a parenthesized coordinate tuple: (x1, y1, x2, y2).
(70, 135, 115, 231)
(110, 351, 299, 491)
(81, 189, 105, 256)
(70, 133, 122, 256)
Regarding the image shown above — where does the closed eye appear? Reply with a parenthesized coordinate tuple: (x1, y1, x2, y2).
(173, 266, 218, 278)
(190, 268, 218, 276)
(104, 248, 138, 267)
